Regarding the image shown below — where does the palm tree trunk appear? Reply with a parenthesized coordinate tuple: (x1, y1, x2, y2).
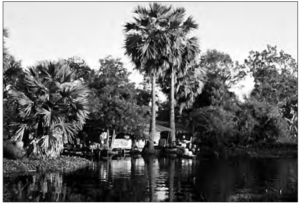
(170, 68, 176, 144)
(106, 129, 110, 148)
(149, 72, 156, 153)
(169, 158, 175, 201)
(144, 155, 155, 201)
(110, 129, 116, 149)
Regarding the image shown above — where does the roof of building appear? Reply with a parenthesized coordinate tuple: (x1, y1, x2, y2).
(156, 120, 190, 133)
(144, 123, 171, 132)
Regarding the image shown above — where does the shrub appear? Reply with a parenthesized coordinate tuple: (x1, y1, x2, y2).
(192, 99, 290, 149)
(240, 99, 289, 143)
(3, 140, 25, 160)
(192, 106, 238, 149)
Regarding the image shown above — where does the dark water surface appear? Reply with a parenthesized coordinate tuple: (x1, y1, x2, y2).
(3, 156, 297, 202)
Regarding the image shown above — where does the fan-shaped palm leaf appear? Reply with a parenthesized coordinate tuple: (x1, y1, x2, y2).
(54, 120, 79, 143)
(39, 131, 63, 158)
(10, 122, 32, 141)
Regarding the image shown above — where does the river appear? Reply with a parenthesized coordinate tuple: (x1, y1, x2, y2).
(3, 156, 297, 202)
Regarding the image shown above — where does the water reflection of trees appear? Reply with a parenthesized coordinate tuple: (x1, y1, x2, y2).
(3, 157, 297, 202)
(229, 158, 298, 201)
(70, 157, 150, 202)
(4, 172, 90, 202)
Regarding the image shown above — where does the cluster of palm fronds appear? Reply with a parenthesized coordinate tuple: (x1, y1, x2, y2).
(8, 61, 91, 158)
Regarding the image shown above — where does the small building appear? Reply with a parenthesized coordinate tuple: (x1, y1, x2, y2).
(111, 133, 132, 150)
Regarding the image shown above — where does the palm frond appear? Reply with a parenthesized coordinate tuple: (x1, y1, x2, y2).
(176, 65, 207, 114)
(25, 69, 49, 94)
(54, 120, 80, 143)
(37, 108, 52, 127)
(69, 83, 91, 99)
(10, 90, 35, 117)
(133, 5, 149, 17)
(124, 22, 141, 33)
(56, 62, 74, 83)
(182, 16, 198, 33)
(39, 131, 63, 157)
(11, 122, 32, 141)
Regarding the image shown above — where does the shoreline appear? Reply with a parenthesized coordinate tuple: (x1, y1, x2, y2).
(3, 155, 93, 176)
(3, 144, 297, 175)
(227, 143, 298, 159)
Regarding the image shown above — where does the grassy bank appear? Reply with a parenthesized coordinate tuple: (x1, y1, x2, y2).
(3, 156, 93, 175)
(198, 142, 298, 159)
(230, 190, 297, 202)
(227, 143, 298, 159)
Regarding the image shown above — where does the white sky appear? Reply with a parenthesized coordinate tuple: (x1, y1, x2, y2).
(3, 2, 297, 100)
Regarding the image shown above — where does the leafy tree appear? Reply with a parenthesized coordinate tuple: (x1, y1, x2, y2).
(124, 3, 175, 153)
(65, 57, 92, 83)
(136, 87, 152, 107)
(247, 45, 297, 104)
(3, 55, 24, 93)
(193, 50, 240, 108)
(3, 28, 24, 96)
(3, 28, 10, 71)
(238, 99, 289, 144)
(88, 57, 150, 145)
(9, 61, 91, 158)
(191, 98, 289, 151)
(169, 50, 237, 139)
(246, 45, 298, 138)
(3, 28, 25, 136)
(192, 106, 238, 152)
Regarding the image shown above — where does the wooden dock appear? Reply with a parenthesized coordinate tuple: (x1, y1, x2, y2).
(62, 147, 137, 160)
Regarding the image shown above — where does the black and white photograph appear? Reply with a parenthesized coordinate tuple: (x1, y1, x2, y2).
(2, 1, 298, 202)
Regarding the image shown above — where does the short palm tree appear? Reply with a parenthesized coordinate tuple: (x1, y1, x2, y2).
(9, 61, 90, 158)
(124, 3, 174, 153)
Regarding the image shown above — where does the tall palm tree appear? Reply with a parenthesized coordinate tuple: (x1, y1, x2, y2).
(9, 61, 90, 158)
(124, 3, 174, 153)
(158, 11, 201, 143)
(169, 36, 201, 143)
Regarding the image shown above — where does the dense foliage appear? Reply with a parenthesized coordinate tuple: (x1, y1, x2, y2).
(246, 45, 298, 138)
(3, 3, 298, 159)
(3, 29, 25, 137)
(88, 56, 150, 138)
(176, 47, 297, 153)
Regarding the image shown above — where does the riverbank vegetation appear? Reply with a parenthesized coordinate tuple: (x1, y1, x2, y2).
(3, 156, 92, 175)
(3, 3, 297, 163)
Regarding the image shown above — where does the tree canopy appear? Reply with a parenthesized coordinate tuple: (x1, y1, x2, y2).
(88, 56, 150, 137)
